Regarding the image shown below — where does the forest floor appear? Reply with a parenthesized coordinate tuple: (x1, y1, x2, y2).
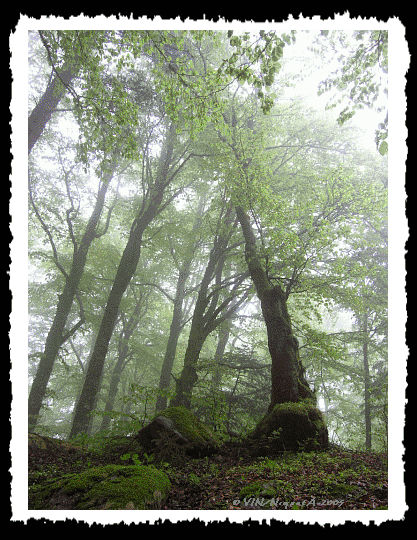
(28, 436, 388, 511)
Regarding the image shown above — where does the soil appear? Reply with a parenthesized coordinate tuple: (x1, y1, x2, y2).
(28, 436, 388, 511)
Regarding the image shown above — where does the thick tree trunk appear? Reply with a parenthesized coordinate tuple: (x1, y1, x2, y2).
(69, 221, 150, 438)
(69, 125, 176, 439)
(28, 61, 79, 154)
(28, 177, 112, 430)
(234, 205, 315, 412)
(261, 285, 312, 411)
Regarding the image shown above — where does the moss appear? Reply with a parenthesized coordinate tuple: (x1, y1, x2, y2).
(30, 464, 170, 510)
(325, 481, 361, 498)
(239, 481, 277, 500)
(154, 406, 219, 447)
(249, 399, 328, 451)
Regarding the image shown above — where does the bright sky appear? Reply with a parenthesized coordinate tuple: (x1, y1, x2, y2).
(279, 30, 387, 152)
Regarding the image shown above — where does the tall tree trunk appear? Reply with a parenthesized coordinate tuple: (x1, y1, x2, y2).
(99, 295, 146, 432)
(28, 172, 114, 431)
(155, 196, 206, 412)
(28, 31, 102, 154)
(69, 125, 177, 438)
(28, 64, 79, 154)
(29, 30, 84, 154)
(234, 205, 315, 412)
(170, 205, 249, 409)
(362, 311, 372, 450)
(210, 321, 231, 392)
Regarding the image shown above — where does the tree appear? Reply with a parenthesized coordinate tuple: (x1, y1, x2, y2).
(99, 285, 152, 432)
(27, 30, 388, 450)
(339, 223, 388, 450)
(28, 31, 118, 155)
(155, 193, 207, 412)
(212, 87, 385, 445)
(29, 29, 291, 438)
(214, 98, 317, 412)
(234, 206, 314, 410)
(28, 151, 121, 430)
(29, 30, 288, 157)
(69, 122, 188, 438)
(170, 202, 251, 409)
(314, 30, 388, 155)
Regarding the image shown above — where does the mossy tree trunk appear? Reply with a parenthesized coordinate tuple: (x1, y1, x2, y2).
(235, 206, 315, 413)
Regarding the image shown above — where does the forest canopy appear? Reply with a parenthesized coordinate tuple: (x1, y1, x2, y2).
(24, 25, 390, 452)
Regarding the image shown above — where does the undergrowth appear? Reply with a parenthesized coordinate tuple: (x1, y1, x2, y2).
(28, 433, 388, 511)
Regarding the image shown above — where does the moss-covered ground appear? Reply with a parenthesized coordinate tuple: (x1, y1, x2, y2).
(29, 435, 387, 510)
(30, 463, 171, 510)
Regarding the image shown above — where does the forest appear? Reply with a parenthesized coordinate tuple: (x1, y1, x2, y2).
(25, 28, 389, 513)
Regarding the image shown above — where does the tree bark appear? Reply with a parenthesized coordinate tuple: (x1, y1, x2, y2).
(362, 311, 372, 450)
(69, 124, 177, 439)
(170, 205, 249, 409)
(28, 59, 79, 154)
(155, 196, 206, 412)
(99, 291, 148, 432)
(28, 170, 114, 431)
(235, 205, 315, 412)
(261, 285, 302, 409)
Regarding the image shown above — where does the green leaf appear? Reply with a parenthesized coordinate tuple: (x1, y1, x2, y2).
(378, 141, 388, 156)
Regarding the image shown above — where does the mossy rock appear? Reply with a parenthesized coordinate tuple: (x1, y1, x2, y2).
(248, 399, 328, 452)
(29, 464, 170, 510)
(148, 406, 220, 457)
(154, 406, 216, 444)
(29, 433, 82, 453)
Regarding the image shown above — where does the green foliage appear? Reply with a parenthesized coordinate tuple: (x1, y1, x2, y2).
(187, 472, 202, 486)
(28, 30, 388, 452)
(219, 30, 294, 113)
(315, 30, 388, 153)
